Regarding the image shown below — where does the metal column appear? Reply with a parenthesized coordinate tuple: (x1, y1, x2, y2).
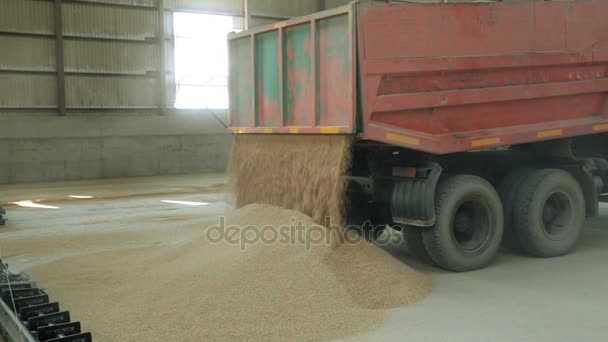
(53, 0, 66, 116)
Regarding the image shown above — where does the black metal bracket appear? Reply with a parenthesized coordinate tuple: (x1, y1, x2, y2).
(0, 260, 92, 342)
(0, 208, 5, 226)
(561, 163, 599, 218)
(38, 322, 81, 341)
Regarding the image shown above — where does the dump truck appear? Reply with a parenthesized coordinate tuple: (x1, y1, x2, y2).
(227, 0, 608, 271)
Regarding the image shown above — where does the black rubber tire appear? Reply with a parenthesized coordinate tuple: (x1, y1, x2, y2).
(422, 175, 504, 272)
(513, 169, 585, 257)
(497, 168, 536, 253)
(401, 225, 435, 265)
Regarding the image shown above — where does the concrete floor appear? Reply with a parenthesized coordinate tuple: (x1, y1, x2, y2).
(358, 210, 608, 342)
(1, 175, 607, 341)
(0, 174, 228, 272)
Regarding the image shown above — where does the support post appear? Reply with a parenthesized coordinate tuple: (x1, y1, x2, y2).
(244, 0, 250, 30)
(158, 0, 167, 114)
(54, 0, 66, 116)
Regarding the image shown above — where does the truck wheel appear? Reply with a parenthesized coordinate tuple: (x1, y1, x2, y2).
(513, 169, 585, 257)
(401, 226, 435, 265)
(497, 168, 535, 253)
(422, 175, 504, 272)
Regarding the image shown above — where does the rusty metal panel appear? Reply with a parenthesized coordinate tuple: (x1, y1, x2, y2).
(0, 0, 54, 34)
(229, 37, 253, 127)
(255, 31, 281, 127)
(317, 14, 352, 127)
(228, 4, 356, 134)
(66, 76, 158, 108)
(0, 74, 56, 108)
(63, 2, 158, 40)
(0, 36, 55, 72)
(284, 23, 313, 127)
(64, 40, 159, 74)
(358, 0, 608, 154)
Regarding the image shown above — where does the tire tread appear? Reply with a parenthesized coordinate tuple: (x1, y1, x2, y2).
(497, 168, 535, 252)
(513, 169, 584, 257)
(423, 175, 503, 272)
(401, 226, 435, 265)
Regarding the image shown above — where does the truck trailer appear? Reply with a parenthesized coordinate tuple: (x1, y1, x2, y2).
(227, 0, 608, 271)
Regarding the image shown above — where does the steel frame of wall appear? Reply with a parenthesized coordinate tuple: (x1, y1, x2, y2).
(0, 0, 325, 114)
(54, 0, 66, 115)
(0, 0, 162, 113)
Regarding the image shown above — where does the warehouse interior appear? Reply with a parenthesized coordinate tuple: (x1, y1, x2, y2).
(1, 0, 608, 341)
(1, 0, 352, 184)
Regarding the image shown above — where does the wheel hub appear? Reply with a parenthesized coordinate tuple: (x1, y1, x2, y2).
(541, 191, 573, 238)
(452, 199, 492, 253)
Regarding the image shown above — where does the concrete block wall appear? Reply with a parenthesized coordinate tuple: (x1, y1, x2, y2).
(0, 111, 233, 184)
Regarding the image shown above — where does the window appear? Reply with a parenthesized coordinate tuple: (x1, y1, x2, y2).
(173, 13, 238, 109)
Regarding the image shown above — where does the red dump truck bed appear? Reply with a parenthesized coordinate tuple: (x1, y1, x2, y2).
(228, 0, 608, 154)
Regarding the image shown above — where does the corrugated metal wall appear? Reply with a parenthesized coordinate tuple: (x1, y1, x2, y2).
(0, 0, 320, 114)
(0, 0, 161, 111)
(63, 1, 161, 109)
(323, 0, 350, 10)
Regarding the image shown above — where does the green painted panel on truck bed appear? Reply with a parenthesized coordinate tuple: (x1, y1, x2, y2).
(229, 37, 252, 128)
(255, 31, 281, 127)
(284, 23, 313, 127)
(318, 14, 352, 127)
(228, 4, 356, 134)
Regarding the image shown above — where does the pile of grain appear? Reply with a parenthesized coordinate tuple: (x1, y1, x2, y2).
(27, 204, 433, 342)
(25, 135, 432, 340)
(229, 135, 352, 228)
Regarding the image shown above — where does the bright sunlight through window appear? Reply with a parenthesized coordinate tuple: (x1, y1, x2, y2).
(174, 12, 238, 109)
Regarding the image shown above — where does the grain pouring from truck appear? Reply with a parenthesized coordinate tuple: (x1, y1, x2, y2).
(228, 0, 608, 272)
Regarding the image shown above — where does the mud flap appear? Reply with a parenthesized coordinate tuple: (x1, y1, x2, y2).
(561, 164, 599, 217)
(390, 163, 442, 227)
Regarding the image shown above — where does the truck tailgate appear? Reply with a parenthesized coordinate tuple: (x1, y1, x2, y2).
(228, 4, 356, 134)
